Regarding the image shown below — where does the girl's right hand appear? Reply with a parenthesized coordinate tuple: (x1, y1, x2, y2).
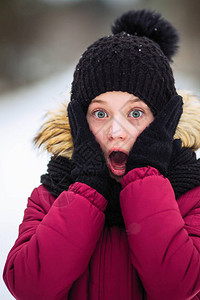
(67, 100, 111, 199)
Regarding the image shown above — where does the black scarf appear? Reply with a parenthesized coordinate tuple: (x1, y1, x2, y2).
(41, 147, 200, 227)
(167, 147, 200, 199)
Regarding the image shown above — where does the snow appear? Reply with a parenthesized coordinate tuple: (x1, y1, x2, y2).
(0, 68, 73, 299)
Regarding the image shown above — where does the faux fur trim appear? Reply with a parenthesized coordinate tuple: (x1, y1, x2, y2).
(34, 91, 200, 157)
(174, 91, 200, 150)
(34, 102, 73, 158)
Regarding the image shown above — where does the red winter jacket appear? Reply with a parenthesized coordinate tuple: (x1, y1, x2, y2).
(3, 166, 200, 300)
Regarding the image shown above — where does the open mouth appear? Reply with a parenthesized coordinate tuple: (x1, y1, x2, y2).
(108, 150, 128, 176)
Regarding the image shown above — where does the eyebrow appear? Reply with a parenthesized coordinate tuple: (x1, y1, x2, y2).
(91, 97, 142, 104)
(126, 98, 142, 104)
(91, 99, 106, 104)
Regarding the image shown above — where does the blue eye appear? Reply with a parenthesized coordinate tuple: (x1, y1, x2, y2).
(129, 110, 143, 118)
(94, 110, 108, 118)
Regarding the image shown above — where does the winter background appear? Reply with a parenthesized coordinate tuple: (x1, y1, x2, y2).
(0, 0, 200, 299)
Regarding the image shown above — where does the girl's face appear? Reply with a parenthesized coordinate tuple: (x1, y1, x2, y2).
(86, 91, 154, 182)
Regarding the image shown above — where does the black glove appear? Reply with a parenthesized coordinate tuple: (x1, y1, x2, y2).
(67, 100, 111, 199)
(126, 95, 183, 175)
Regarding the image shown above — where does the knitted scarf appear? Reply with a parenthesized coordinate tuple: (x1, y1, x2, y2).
(41, 147, 200, 227)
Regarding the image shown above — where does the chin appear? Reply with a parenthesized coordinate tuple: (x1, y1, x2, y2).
(109, 171, 122, 183)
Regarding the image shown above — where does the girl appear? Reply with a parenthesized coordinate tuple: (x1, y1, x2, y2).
(3, 9, 200, 300)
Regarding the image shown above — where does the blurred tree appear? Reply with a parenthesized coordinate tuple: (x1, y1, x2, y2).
(0, 0, 199, 95)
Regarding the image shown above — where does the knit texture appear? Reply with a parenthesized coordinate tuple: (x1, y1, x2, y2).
(71, 10, 179, 115)
(126, 95, 183, 175)
(167, 147, 200, 199)
(68, 100, 112, 200)
(41, 147, 200, 227)
(41, 156, 74, 198)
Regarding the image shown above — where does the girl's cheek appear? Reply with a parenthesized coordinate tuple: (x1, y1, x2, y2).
(87, 115, 102, 134)
(125, 124, 144, 148)
(92, 123, 105, 138)
(128, 117, 151, 135)
(128, 117, 145, 130)
(90, 124, 105, 146)
(126, 121, 142, 137)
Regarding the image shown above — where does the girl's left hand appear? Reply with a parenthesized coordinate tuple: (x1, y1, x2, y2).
(125, 95, 183, 175)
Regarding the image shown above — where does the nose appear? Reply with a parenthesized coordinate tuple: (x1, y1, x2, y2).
(107, 117, 128, 141)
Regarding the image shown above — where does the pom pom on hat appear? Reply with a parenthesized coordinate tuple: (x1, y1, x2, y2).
(70, 9, 179, 114)
(112, 9, 179, 61)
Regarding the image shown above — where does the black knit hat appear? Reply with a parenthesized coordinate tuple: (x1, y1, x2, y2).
(70, 9, 179, 114)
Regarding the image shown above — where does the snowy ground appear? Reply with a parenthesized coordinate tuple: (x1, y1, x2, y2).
(0, 68, 74, 299)
(0, 69, 199, 299)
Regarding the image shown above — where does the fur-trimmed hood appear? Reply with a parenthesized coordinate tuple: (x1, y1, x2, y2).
(34, 91, 200, 158)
